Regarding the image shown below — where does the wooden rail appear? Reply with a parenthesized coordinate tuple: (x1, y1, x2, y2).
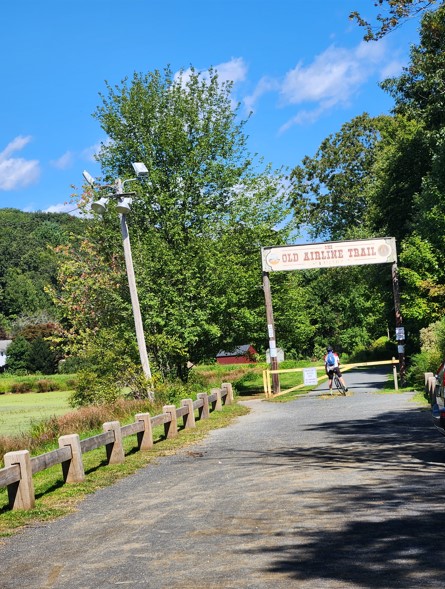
(263, 358, 400, 398)
(0, 383, 234, 511)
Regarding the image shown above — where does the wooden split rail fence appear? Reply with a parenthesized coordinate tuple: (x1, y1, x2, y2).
(0, 383, 234, 512)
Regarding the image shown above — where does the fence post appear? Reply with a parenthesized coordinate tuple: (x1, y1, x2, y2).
(392, 357, 399, 391)
(58, 434, 85, 483)
(425, 372, 434, 387)
(4, 450, 35, 510)
(211, 388, 223, 411)
(428, 375, 437, 404)
(103, 421, 125, 464)
(197, 393, 210, 420)
(135, 413, 153, 450)
(181, 399, 196, 429)
(221, 382, 234, 405)
(163, 405, 178, 439)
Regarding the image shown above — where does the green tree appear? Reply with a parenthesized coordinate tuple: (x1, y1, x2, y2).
(0, 209, 86, 319)
(27, 338, 57, 374)
(6, 336, 31, 373)
(289, 113, 388, 240)
(350, 0, 438, 41)
(56, 67, 291, 383)
(380, 4, 445, 130)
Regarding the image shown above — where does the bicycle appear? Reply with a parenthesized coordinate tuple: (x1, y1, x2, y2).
(332, 371, 347, 395)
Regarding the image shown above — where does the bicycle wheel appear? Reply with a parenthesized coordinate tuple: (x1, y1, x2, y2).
(333, 373, 346, 395)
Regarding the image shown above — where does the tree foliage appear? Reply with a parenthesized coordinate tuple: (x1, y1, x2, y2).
(350, 0, 438, 41)
(54, 67, 292, 385)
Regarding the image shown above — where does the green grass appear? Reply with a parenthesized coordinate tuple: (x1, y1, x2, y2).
(0, 374, 76, 394)
(0, 402, 249, 537)
(0, 391, 72, 436)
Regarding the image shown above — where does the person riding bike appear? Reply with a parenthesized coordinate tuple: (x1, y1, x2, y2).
(324, 345, 348, 393)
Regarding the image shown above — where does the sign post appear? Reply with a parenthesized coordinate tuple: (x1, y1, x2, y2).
(261, 237, 402, 393)
(392, 262, 406, 384)
(262, 270, 280, 395)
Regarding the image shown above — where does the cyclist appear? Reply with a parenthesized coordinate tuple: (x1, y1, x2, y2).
(324, 345, 348, 393)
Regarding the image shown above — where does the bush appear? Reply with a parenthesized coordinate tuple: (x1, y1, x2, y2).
(406, 350, 442, 389)
(35, 379, 59, 393)
(10, 381, 33, 393)
(58, 356, 86, 374)
(69, 371, 123, 407)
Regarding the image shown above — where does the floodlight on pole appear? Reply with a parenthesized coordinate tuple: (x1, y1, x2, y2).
(116, 197, 133, 215)
(91, 197, 109, 214)
(82, 164, 152, 384)
(132, 162, 149, 178)
(82, 170, 96, 187)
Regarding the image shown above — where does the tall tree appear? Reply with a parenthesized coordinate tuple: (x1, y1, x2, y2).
(380, 3, 445, 130)
(59, 67, 291, 381)
(289, 113, 388, 240)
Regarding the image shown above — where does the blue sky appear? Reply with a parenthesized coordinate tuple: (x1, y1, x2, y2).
(0, 0, 422, 214)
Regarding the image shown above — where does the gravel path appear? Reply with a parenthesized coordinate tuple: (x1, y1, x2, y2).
(1, 378, 445, 589)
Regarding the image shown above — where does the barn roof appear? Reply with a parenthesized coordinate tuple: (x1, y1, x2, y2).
(216, 345, 254, 358)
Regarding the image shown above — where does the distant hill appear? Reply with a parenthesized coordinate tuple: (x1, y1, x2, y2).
(0, 208, 87, 325)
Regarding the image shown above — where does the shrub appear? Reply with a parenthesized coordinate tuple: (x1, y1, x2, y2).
(406, 350, 442, 389)
(69, 371, 123, 407)
(35, 379, 59, 393)
(11, 381, 33, 393)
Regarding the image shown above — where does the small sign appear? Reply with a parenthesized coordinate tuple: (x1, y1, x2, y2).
(398, 345, 405, 354)
(303, 367, 318, 386)
(395, 327, 405, 340)
(269, 346, 277, 358)
(267, 324, 274, 338)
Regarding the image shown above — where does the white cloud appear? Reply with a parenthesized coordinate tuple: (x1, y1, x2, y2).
(175, 57, 248, 87)
(280, 42, 386, 108)
(50, 151, 73, 170)
(244, 76, 280, 112)
(379, 59, 404, 80)
(213, 57, 248, 84)
(246, 39, 397, 131)
(0, 136, 40, 190)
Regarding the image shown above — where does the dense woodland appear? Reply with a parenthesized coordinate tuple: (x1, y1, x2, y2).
(2, 1, 445, 399)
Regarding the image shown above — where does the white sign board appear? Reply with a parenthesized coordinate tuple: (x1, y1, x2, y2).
(395, 327, 405, 340)
(262, 238, 397, 272)
(303, 367, 318, 386)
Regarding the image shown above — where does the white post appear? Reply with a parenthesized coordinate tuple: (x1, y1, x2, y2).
(120, 214, 151, 380)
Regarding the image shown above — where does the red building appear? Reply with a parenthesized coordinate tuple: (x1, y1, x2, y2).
(216, 344, 258, 365)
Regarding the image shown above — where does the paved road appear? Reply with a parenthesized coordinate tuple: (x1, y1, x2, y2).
(2, 376, 445, 589)
(312, 365, 393, 395)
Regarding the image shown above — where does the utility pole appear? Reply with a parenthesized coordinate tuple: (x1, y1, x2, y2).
(392, 261, 406, 385)
(262, 270, 280, 395)
(120, 213, 152, 381)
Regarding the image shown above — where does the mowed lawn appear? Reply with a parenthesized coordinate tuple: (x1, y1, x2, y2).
(0, 391, 72, 436)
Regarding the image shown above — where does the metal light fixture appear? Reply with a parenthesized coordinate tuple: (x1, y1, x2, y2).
(132, 162, 149, 178)
(116, 197, 133, 215)
(91, 197, 109, 214)
(81, 163, 152, 384)
(82, 170, 95, 187)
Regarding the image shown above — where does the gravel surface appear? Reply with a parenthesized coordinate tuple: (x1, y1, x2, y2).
(1, 371, 445, 588)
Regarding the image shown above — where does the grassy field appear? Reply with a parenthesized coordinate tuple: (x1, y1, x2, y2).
(0, 391, 72, 436)
(0, 374, 76, 394)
